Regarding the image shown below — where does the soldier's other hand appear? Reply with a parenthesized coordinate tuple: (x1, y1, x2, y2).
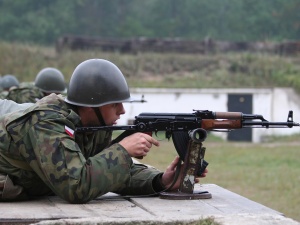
(161, 156, 208, 191)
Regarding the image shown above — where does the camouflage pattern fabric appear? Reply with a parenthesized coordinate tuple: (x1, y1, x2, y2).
(0, 94, 162, 203)
(0, 174, 28, 201)
(0, 84, 30, 100)
(6, 86, 45, 103)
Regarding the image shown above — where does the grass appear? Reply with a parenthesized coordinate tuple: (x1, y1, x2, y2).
(1, 41, 300, 93)
(132, 133, 300, 222)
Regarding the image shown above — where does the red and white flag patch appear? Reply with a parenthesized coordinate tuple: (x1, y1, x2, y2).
(65, 125, 74, 138)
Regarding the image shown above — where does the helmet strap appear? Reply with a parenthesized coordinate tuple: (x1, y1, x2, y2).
(93, 107, 106, 126)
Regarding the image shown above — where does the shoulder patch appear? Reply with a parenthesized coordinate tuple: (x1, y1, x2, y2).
(65, 125, 74, 138)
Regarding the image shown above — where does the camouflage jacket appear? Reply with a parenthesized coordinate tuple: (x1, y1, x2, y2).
(6, 86, 45, 103)
(0, 94, 162, 203)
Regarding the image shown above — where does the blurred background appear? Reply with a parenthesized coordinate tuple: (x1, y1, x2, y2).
(0, 0, 299, 44)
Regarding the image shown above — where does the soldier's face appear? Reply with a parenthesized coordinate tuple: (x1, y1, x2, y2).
(100, 103, 125, 126)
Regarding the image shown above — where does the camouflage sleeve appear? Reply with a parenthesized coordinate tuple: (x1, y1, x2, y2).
(20, 119, 134, 203)
(6, 88, 43, 103)
(112, 161, 164, 196)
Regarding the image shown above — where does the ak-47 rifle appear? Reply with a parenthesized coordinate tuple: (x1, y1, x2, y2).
(76, 110, 300, 176)
(75, 110, 300, 198)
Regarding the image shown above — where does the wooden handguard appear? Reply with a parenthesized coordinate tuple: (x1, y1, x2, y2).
(201, 119, 242, 130)
(215, 112, 243, 119)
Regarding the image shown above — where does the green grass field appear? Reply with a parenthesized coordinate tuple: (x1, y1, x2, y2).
(1, 42, 300, 93)
(132, 133, 300, 222)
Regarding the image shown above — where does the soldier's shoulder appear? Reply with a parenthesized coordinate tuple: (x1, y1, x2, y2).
(19, 82, 34, 88)
(7, 86, 44, 103)
(31, 94, 80, 123)
(7, 86, 33, 94)
(34, 94, 70, 112)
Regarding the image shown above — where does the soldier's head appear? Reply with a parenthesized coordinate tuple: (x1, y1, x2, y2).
(65, 58, 134, 126)
(35, 67, 66, 95)
(1, 74, 19, 91)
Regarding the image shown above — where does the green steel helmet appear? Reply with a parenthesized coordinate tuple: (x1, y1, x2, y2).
(65, 59, 134, 107)
(1, 74, 19, 90)
(35, 67, 66, 93)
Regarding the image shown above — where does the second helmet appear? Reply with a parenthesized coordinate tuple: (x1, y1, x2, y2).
(1, 74, 19, 90)
(35, 67, 66, 93)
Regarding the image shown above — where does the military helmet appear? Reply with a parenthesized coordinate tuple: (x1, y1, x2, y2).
(65, 59, 134, 107)
(35, 67, 66, 93)
(1, 74, 19, 90)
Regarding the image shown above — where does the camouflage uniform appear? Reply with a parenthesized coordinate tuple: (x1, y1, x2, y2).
(5, 86, 45, 103)
(0, 94, 163, 203)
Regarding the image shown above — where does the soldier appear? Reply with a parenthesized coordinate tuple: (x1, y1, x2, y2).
(0, 74, 19, 99)
(0, 59, 207, 203)
(6, 67, 66, 103)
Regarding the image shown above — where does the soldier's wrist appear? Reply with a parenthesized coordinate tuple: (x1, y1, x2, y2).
(152, 173, 165, 192)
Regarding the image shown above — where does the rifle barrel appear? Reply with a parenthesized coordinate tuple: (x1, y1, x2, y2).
(243, 121, 300, 128)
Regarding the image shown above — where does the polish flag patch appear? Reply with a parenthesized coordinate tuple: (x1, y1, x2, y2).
(65, 125, 74, 138)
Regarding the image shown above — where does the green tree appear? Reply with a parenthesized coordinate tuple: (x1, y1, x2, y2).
(0, 0, 299, 44)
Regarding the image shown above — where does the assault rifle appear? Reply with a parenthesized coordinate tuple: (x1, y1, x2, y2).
(76, 110, 299, 175)
(76, 110, 299, 199)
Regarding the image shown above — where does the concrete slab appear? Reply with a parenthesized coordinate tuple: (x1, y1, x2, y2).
(0, 184, 298, 225)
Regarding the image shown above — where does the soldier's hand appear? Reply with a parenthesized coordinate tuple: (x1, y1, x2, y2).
(119, 132, 159, 158)
(161, 156, 208, 191)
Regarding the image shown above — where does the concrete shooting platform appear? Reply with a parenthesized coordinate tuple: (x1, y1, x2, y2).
(0, 184, 299, 225)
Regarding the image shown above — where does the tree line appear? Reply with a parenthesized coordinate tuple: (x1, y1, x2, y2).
(0, 0, 299, 46)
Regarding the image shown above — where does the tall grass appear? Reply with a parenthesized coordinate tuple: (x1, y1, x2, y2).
(138, 134, 300, 222)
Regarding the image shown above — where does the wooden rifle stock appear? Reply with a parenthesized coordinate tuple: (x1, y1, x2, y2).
(201, 119, 242, 130)
(214, 112, 242, 119)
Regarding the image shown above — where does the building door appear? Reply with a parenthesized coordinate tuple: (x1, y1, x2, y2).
(227, 94, 253, 141)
